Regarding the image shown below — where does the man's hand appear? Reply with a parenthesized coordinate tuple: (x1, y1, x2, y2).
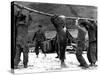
(71, 43, 77, 47)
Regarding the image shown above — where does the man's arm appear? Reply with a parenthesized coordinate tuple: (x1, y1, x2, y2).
(66, 30, 76, 43)
(32, 32, 36, 41)
(28, 14, 33, 26)
(42, 32, 46, 41)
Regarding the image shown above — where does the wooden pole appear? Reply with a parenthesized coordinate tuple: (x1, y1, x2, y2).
(13, 2, 96, 21)
(14, 2, 54, 17)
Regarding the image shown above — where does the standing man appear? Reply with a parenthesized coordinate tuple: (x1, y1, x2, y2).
(32, 25, 46, 58)
(51, 15, 76, 67)
(14, 8, 32, 69)
(80, 20, 97, 67)
(75, 24, 89, 68)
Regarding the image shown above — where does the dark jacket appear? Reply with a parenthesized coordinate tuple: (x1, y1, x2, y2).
(80, 21, 97, 43)
(33, 30, 46, 42)
(15, 11, 28, 48)
(77, 28, 86, 49)
(88, 27, 96, 43)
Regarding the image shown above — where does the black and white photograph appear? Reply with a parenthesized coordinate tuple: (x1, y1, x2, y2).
(11, 1, 97, 74)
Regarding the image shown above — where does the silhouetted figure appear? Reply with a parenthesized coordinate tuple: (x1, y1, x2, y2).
(14, 9, 32, 69)
(80, 20, 97, 67)
(51, 15, 75, 68)
(76, 24, 89, 68)
(32, 25, 46, 58)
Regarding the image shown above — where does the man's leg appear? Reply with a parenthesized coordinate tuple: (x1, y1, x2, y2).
(88, 42, 97, 66)
(76, 47, 89, 68)
(23, 45, 29, 68)
(59, 44, 66, 68)
(55, 43, 59, 58)
(14, 45, 21, 69)
(54, 37, 59, 58)
(96, 43, 97, 61)
(87, 46, 91, 64)
(35, 42, 39, 58)
(40, 42, 46, 57)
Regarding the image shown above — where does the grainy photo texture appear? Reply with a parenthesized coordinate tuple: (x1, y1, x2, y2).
(11, 1, 97, 74)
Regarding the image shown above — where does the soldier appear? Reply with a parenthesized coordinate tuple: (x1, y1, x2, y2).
(51, 15, 76, 67)
(75, 24, 89, 68)
(80, 20, 97, 67)
(14, 8, 30, 69)
(32, 25, 46, 58)
(54, 27, 76, 58)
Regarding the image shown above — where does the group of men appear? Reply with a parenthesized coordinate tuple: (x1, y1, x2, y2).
(13, 6, 47, 69)
(76, 19, 97, 68)
(31, 15, 97, 68)
(13, 5, 97, 69)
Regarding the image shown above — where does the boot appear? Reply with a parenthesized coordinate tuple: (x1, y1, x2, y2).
(24, 64, 28, 68)
(61, 60, 67, 68)
(89, 63, 97, 67)
(14, 66, 18, 69)
(79, 64, 89, 69)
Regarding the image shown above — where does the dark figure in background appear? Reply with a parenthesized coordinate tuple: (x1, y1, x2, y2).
(32, 25, 46, 58)
(80, 20, 97, 67)
(14, 9, 32, 69)
(76, 24, 89, 68)
(51, 15, 75, 67)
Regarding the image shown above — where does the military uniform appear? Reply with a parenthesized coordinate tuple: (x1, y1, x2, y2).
(51, 15, 76, 67)
(76, 28, 89, 68)
(81, 21, 97, 66)
(14, 11, 29, 68)
(86, 21, 97, 66)
(54, 30, 75, 58)
(33, 28, 46, 57)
